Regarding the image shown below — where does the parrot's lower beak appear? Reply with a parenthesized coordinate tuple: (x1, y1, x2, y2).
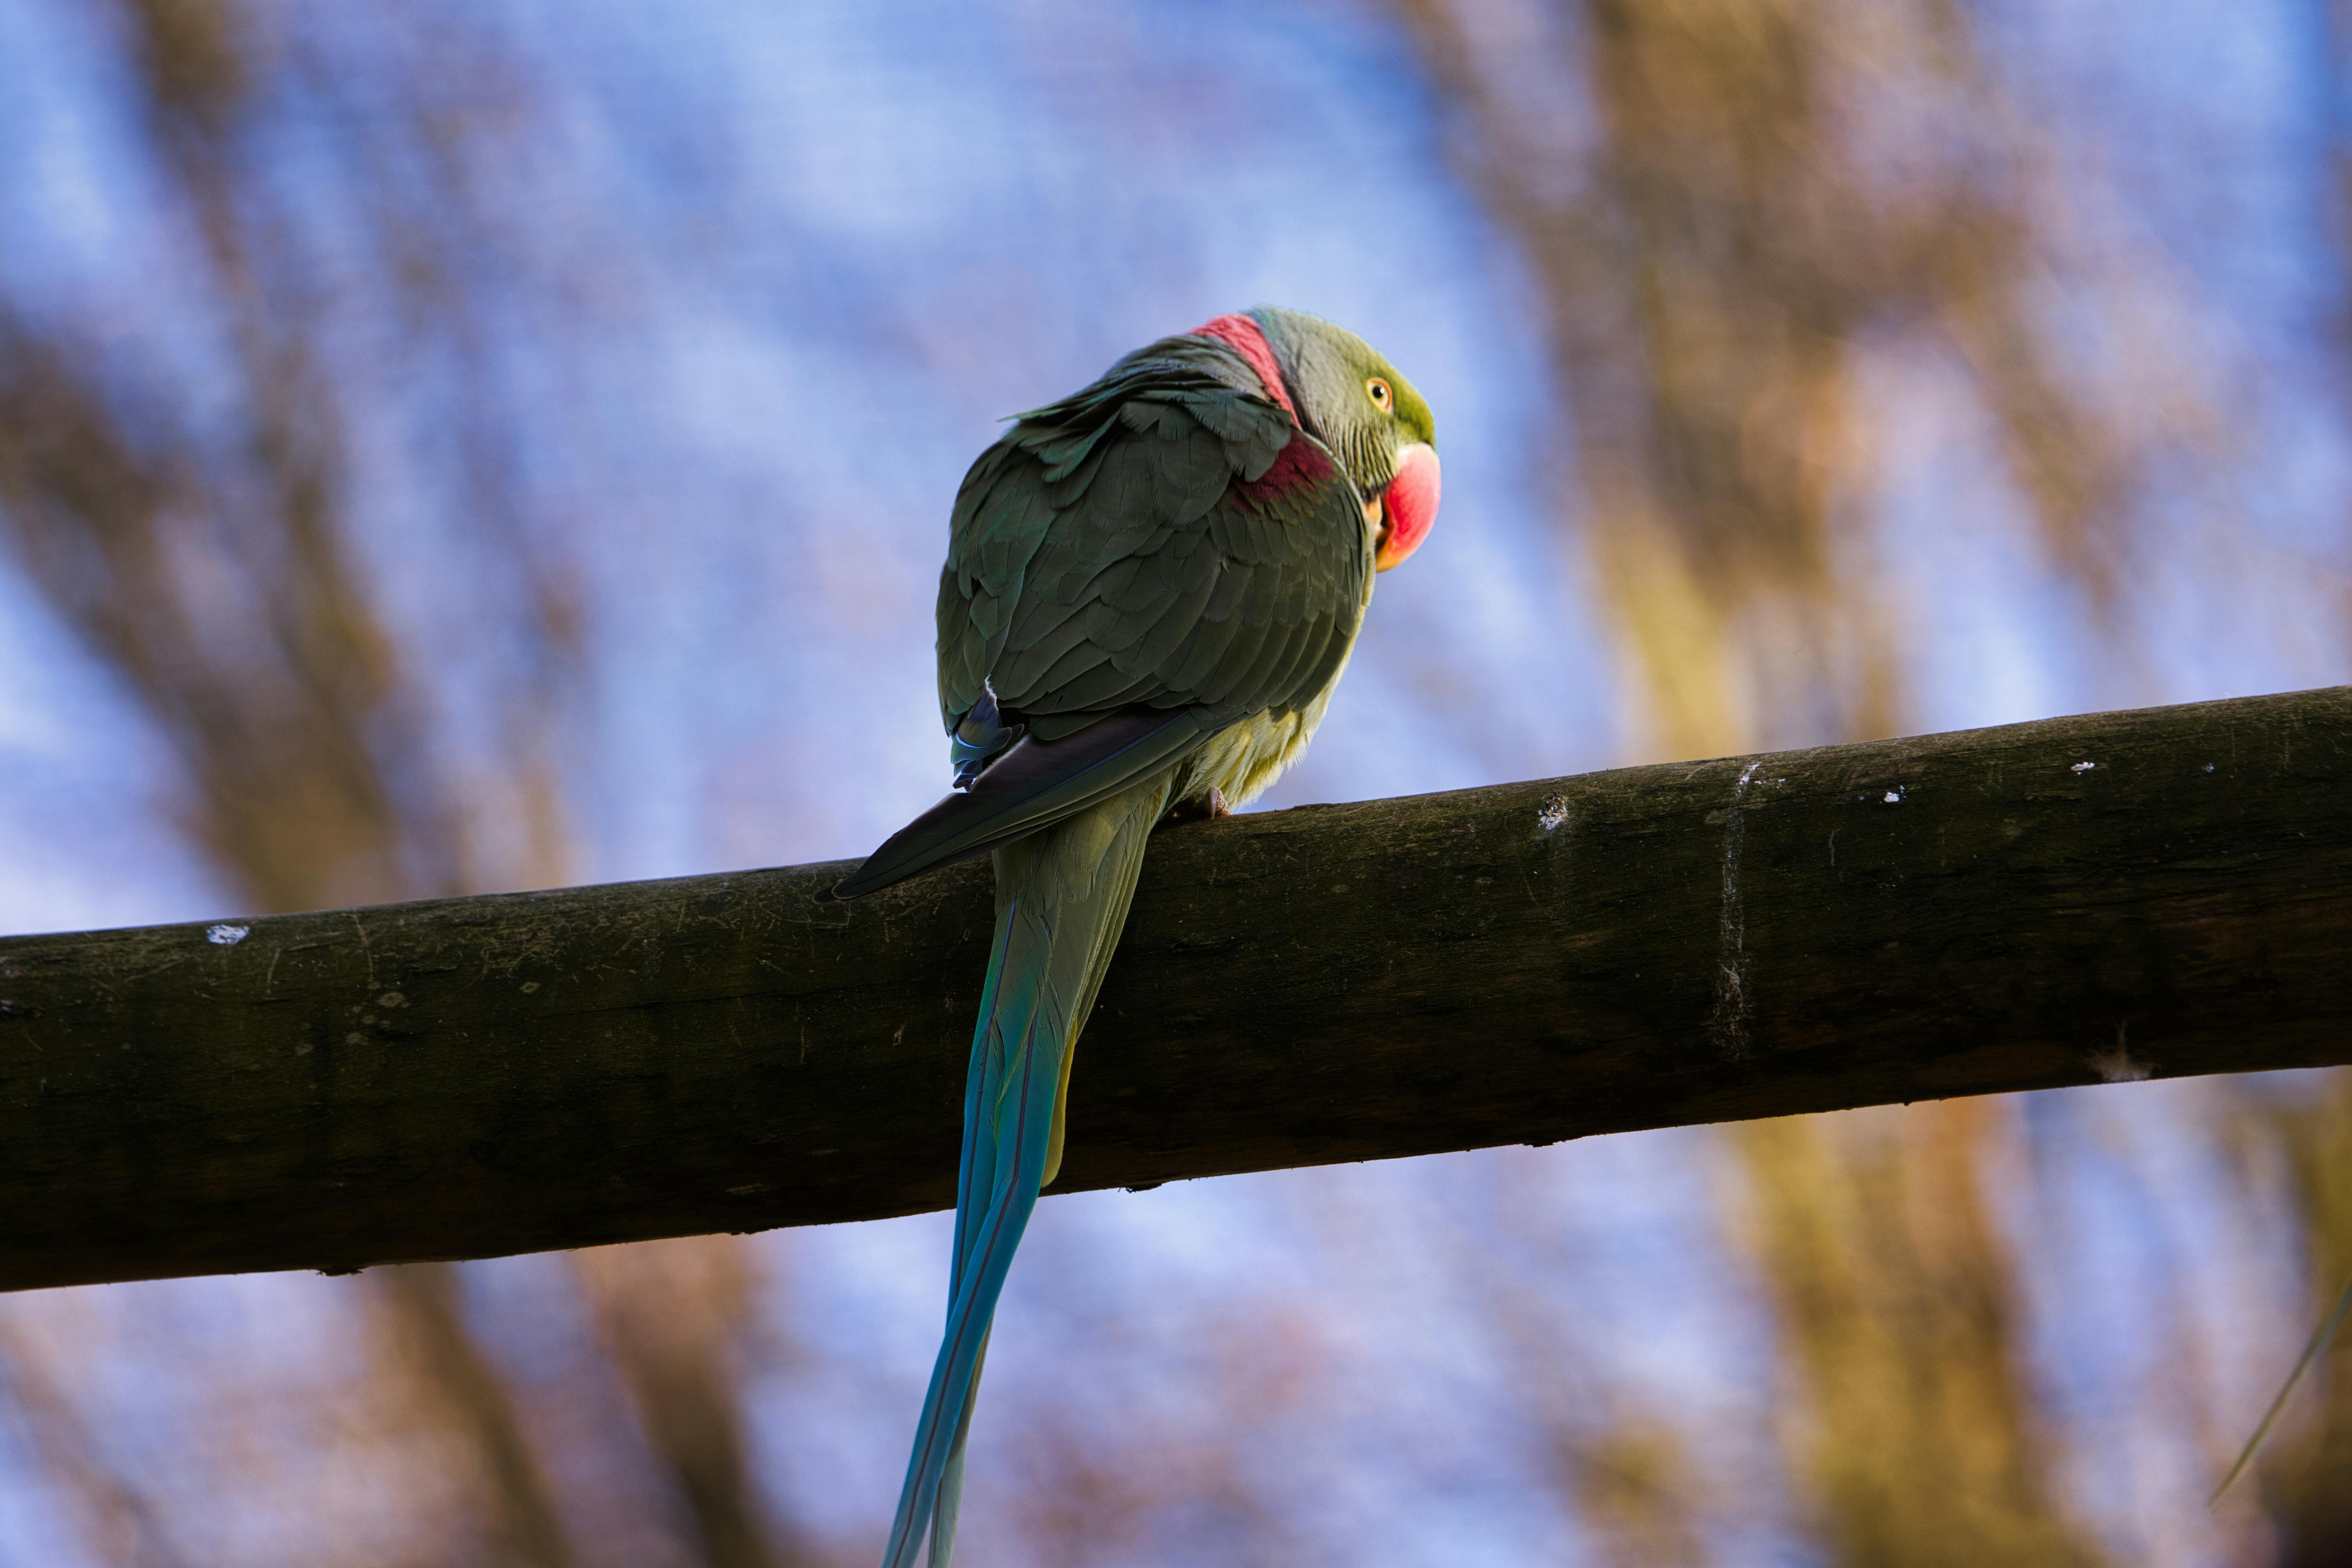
(1372, 443, 1440, 571)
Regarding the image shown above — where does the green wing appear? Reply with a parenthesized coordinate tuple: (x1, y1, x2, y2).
(938, 353, 1371, 742)
(832, 351, 1369, 902)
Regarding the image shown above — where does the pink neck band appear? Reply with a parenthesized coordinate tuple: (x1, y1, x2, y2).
(1191, 313, 1298, 421)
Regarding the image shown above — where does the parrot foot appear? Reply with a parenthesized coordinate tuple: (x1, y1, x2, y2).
(1162, 787, 1230, 826)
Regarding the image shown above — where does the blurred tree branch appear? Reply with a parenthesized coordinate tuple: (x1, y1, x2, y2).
(1392, 0, 2146, 759)
(0, 1316, 193, 1568)
(573, 1239, 822, 1568)
(371, 1263, 584, 1568)
(2244, 1072, 2352, 1564)
(1731, 1103, 2105, 1566)
(1384, 5, 2229, 1561)
(0, 2, 801, 1563)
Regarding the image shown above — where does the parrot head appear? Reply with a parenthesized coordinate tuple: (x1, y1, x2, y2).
(1197, 307, 1441, 571)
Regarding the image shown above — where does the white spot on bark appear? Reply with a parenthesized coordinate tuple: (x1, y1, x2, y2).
(207, 924, 249, 946)
(1883, 790, 1902, 804)
(2089, 1051, 2152, 1082)
(2072, 760, 2097, 774)
(2088, 1025, 2154, 1082)
(1537, 793, 1570, 832)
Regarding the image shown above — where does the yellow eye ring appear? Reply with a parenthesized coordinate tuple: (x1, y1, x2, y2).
(1367, 377, 1392, 411)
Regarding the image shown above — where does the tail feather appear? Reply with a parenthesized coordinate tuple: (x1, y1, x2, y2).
(879, 774, 1174, 1568)
(925, 1337, 984, 1568)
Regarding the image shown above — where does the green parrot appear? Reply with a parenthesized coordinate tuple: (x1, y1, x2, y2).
(830, 306, 1439, 1568)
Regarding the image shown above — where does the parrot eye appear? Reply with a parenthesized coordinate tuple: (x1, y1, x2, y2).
(1367, 377, 1392, 411)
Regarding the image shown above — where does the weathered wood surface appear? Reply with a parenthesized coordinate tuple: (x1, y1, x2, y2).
(0, 686, 2346, 1292)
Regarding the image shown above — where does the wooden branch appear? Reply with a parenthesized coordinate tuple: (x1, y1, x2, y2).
(2, 687, 2347, 1292)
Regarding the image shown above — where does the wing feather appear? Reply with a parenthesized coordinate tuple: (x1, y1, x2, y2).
(865, 342, 1369, 899)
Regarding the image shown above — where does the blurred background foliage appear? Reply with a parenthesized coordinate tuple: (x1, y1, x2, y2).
(0, 0, 2346, 1562)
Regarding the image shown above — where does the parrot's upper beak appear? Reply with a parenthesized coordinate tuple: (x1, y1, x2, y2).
(1372, 443, 1440, 571)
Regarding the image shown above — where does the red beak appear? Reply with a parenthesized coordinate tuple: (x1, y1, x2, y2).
(1374, 443, 1440, 571)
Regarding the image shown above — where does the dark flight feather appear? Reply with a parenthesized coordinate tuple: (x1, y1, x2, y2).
(829, 709, 1206, 899)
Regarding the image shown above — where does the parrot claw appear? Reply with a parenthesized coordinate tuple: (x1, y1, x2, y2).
(1161, 787, 1229, 826)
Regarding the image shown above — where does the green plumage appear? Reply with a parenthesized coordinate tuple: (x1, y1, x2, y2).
(846, 309, 1436, 1568)
(936, 343, 1367, 748)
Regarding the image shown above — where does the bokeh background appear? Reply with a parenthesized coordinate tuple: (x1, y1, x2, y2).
(0, 0, 2348, 1563)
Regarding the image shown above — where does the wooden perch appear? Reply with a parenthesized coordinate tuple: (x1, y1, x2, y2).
(1, 686, 2347, 1293)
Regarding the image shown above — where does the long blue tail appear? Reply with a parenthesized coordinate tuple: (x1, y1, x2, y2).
(880, 776, 1172, 1568)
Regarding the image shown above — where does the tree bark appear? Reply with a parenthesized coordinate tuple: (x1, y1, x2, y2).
(0, 687, 2345, 1292)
